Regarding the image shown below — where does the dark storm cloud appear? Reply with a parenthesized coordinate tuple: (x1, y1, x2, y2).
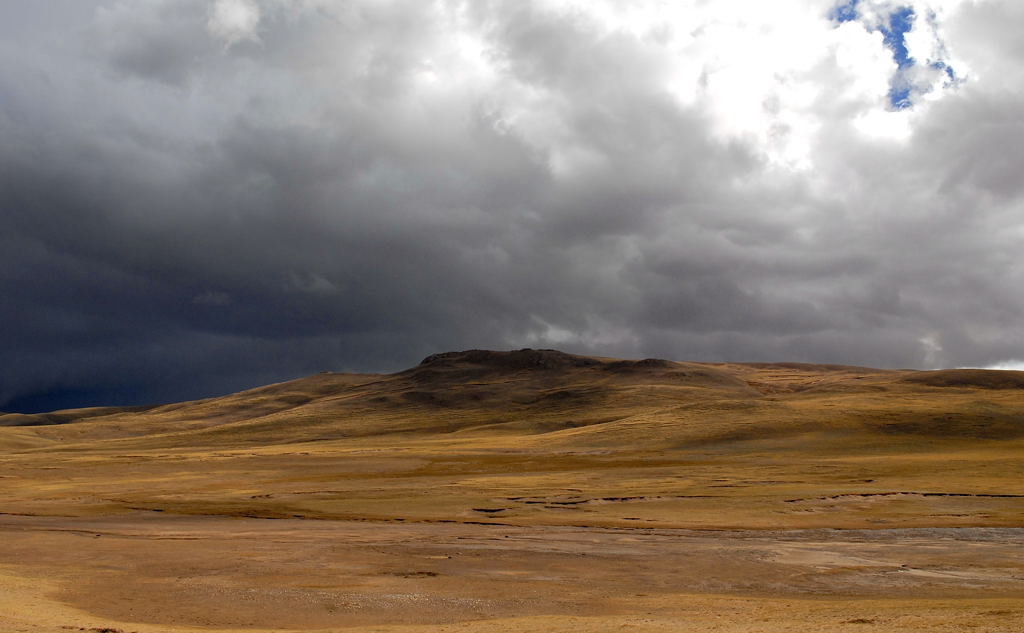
(2, 0, 1024, 411)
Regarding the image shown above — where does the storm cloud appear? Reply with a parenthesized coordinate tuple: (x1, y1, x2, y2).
(2, 0, 1024, 411)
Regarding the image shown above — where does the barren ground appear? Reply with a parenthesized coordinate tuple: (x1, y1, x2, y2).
(1, 350, 1022, 631)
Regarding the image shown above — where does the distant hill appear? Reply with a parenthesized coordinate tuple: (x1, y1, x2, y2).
(4, 348, 1024, 450)
(3, 348, 1024, 530)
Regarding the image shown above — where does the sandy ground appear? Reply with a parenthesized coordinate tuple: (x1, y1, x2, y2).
(0, 514, 1021, 633)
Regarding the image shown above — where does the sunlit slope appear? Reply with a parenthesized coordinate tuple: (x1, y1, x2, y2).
(1, 349, 1022, 529)
(9, 349, 1024, 450)
(8, 350, 763, 447)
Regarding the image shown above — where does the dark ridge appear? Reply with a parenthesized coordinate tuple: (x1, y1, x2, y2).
(0, 413, 59, 427)
(0, 405, 154, 427)
(904, 369, 1024, 390)
(407, 350, 754, 396)
(603, 358, 674, 371)
(418, 348, 601, 370)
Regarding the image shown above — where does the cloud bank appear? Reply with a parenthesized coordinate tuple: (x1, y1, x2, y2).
(2, 0, 1023, 410)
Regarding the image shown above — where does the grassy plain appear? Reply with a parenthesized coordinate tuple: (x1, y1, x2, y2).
(1, 349, 1022, 631)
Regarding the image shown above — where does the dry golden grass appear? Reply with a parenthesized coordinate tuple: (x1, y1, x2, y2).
(1, 349, 1022, 631)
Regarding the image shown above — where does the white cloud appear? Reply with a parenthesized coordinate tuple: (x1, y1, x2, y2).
(854, 108, 913, 140)
(207, 0, 261, 46)
(984, 360, 1024, 371)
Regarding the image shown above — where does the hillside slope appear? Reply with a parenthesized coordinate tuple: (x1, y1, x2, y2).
(1, 348, 1023, 530)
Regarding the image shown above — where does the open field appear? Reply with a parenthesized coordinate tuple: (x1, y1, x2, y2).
(1, 349, 1023, 631)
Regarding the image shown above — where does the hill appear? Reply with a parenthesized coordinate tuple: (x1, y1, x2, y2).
(2, 349, 1024, 633)
(1, 348, 1022, 530)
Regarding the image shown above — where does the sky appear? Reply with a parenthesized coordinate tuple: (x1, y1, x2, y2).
(2, 0, 1024, 412)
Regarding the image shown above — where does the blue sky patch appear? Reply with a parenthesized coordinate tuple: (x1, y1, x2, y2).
(888, 82, 913, 110)
(881, 7, 915, 70)
(830, 0, 860, 23)
(831, 3, 924, 110)
(879, 6, 916, 109)
(931, 60, 957, 86)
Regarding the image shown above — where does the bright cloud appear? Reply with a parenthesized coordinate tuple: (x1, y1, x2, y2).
(207, 0, 261, 46)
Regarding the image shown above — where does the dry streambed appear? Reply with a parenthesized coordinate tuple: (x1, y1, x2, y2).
(0, 515, 1021, 632)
